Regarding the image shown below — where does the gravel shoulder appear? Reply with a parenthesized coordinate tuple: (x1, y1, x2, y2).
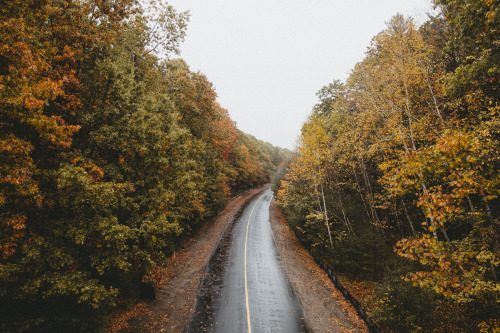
(269, 199, 368, 333)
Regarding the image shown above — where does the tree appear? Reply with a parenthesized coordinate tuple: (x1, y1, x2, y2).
(434, 0, 499, 101)
(276, 9, 500, 331)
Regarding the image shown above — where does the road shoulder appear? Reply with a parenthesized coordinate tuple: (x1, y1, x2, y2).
(269, 199, 368, 333)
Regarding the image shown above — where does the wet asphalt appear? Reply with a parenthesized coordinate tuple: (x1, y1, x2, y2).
(185, 189, 308, 333)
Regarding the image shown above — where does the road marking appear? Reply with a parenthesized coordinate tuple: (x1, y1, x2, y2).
(244, 194, 263, 333)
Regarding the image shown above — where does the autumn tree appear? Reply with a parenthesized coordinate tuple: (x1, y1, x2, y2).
(0, 1, 286, 330)
(276, 8, 499, 331)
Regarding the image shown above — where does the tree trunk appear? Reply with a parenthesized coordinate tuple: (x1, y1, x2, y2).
(319, 181, 334, 247)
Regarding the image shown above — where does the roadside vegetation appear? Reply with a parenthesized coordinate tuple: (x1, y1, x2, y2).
(0, 1, 289, 331)
(274, 1, 499, 331)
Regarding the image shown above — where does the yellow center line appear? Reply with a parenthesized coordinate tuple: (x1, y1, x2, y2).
(244, 194, 263, 333)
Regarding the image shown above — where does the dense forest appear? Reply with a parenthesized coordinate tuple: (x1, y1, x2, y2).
(0, 1, 289, 331)
(273, 0, 499, 331)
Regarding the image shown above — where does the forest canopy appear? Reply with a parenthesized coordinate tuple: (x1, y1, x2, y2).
(0, 0, 289, 331)
(274, 1, 499, 331)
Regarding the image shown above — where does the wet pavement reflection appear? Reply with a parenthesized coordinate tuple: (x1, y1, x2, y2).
(185, 189, 308, 333)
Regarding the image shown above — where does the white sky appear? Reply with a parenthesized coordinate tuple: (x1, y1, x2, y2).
(166, 0, 437, 150)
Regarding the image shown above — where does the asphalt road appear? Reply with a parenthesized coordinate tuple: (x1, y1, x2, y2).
(185, 189, 308, 333)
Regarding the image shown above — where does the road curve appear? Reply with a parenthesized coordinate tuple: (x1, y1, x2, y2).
(185, 189, 308, 333)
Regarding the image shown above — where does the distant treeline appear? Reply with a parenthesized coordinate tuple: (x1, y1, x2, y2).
(274, 1, 499, 331)
(0, 1, 289, 331)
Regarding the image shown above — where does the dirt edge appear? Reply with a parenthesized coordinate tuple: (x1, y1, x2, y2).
(182, 188, 265, 332)
(266, 198, 314, 333)
(269, 199, 368, 333)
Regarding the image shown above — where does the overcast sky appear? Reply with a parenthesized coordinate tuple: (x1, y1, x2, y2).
(166, 0, 436, 150)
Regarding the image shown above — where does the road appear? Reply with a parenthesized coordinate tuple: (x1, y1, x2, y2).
(185, 189, 308, 333)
